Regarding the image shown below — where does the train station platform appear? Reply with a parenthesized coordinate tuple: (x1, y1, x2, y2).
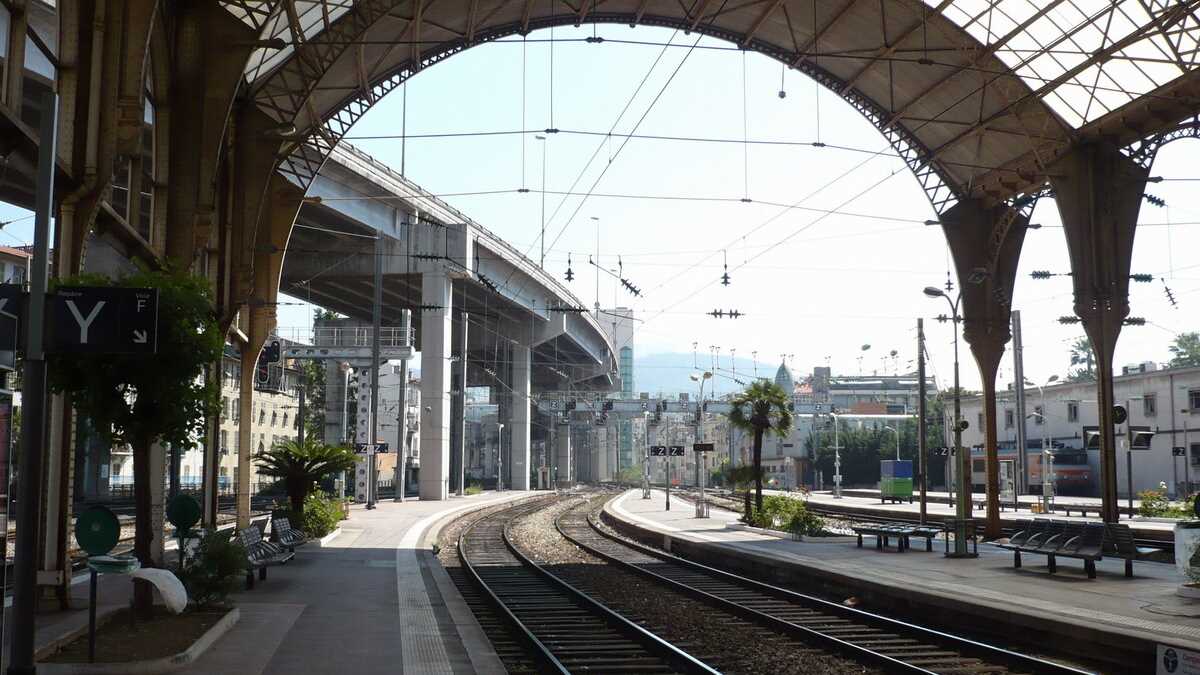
(177, 490, 538, 675)
(605, 489, 1200, 672)
(800, 488, 1177, 544)
(21, 490, 535, 674)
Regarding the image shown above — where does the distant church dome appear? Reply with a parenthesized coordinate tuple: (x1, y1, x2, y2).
(774, 362, 794, 393)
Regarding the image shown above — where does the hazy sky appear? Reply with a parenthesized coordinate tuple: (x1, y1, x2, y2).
(1, 24, 1196, 395)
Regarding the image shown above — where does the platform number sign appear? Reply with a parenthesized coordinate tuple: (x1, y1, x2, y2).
(649, 446, 667, 457)
(668, 445, 685, 457)
(48, 287, 159, 354)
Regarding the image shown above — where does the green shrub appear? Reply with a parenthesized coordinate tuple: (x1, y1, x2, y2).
(742, 494, 824, 535)
(1138, 488, 1193, 518)
(175, 532, 247, 608)
(465, 480, 483, 495)
(302, 492, 342, 537)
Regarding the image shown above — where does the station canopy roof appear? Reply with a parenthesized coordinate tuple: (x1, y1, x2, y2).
(218, 0, 1200, 207)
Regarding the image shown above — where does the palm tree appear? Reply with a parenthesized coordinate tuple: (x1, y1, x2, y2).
(254, 439, 358, 514)
(1067, 336, 1096, 382)
(726, 380, 794, 515)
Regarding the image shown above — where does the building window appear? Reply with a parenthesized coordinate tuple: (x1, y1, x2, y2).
(1004, 409, 1014, 429)
(972, 459, 985, 472)
(1143, 394, 1156, 417)
(220, 430, 228, 455)
(1034, 405, 1043, 425)
(1068, 402, 1079, 423)
(271, 411, 277, 427)
(977, 412, 984, 429)
(1190, 389, 1200, 413)
(259, 409, 266, 425)
(1192, 443, 1200, 467)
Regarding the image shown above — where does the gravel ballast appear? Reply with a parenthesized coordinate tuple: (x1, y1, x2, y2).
(510, 493, 879, 675)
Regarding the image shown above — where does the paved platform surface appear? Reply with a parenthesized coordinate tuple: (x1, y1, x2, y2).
(178, 491, 535, 675)
(800, 488, 1177, 534)
(610, 489, 1200, 651)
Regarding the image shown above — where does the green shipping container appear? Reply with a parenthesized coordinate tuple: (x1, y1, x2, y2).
(880, 460, 914, 503)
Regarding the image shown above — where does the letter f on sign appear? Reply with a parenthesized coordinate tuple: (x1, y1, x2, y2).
(66, 300, 105, 344)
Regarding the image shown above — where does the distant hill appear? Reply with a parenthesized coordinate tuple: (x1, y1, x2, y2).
(632, 352, 776, 399)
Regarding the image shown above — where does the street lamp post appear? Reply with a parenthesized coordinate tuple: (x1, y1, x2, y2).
(691, 371, 713, 518)
(1025, 375, 1058, 511)
(884, 425, 901, 461)
(924, 286, 974, 558)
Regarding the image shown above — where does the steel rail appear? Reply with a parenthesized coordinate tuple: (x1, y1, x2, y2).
(458, 498, 718, 674)
(561, 498, 1093, 675)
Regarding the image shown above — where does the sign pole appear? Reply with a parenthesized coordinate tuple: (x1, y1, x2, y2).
(666, 454, 671, 511)
(9, 91, 57, 675)
(367, 232, 382, 510)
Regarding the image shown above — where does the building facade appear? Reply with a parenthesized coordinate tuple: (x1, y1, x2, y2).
(959, 363, 1200, 498)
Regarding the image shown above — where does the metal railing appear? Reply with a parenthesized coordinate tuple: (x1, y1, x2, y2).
(275, 326, 415, 348)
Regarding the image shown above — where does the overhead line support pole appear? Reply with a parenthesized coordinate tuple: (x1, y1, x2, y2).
(10, 90, 57, 675)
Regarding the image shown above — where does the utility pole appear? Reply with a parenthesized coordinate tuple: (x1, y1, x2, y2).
(457, 311, 468, 497)
(1011, 311, 1028, 495)
(917, 318, 928, 525)
(368, 231, 382, 510)
(297, 380, 306, 447)
(394, 309, 411, 502)
(10, 91, 57, 675)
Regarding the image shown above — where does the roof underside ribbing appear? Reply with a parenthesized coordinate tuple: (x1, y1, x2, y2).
(218, 0, 1200, 209)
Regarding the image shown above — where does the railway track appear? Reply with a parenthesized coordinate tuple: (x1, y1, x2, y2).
(556, 498, 1092, 675)
(458, 497, 718, 674)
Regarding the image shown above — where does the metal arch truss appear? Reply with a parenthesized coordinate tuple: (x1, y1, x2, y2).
(1125, 114, 1200, 169)
(985, 192, 1041, 309)
(222, 2, 966, 214)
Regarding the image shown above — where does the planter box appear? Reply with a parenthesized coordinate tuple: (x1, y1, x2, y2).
(39, 608, 239, 675)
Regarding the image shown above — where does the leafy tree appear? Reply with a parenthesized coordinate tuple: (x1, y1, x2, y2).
(1066, 336, 1096, 382)
(726, 380, 793, 514)
(48, 270, 222, 617)
(1169, 332, 1200, 369)
(254, 438, 357, 514)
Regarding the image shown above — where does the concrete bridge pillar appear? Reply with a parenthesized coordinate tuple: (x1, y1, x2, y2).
(1048, 143, 1148, 524)
(510, 345, 532, 490)
(420, 273, 453, 500)
(556, 423, 572, 488)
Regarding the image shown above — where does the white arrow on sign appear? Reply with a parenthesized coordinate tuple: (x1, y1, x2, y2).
(133, 330, 148, 344)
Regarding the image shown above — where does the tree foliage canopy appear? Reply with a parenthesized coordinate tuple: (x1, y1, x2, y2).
(47, 270, 223, 450)
(1066, 336, 1096, 383)
(727, 380, 794, 439)
(255, 438, 357, 513)
(1169, 332, 1200, 369)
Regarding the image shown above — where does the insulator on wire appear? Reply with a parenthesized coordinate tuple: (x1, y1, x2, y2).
(721, 250, 731, 286)
(1144, 194, 1166, 208)
(565, 253, 575, 282)
(1129, 273, 1154, 283)
(1030, 270, 1053, 279)
(1058, 316, 1080, 324)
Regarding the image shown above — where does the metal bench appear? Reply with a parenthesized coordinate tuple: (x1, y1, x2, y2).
(1047, 522, 1106, 579)
(1005, 520, 1105, 578)
(904, 526, 942, 552)
(272, 516, 308, 552)
(1104, 523, 1158, 578)
(240, 525, 294, 589)
(852, 523, 913, 552)
(942, 518, 979, 556)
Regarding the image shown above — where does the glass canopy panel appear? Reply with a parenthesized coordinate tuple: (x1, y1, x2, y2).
(238, 0, 357, 85)
(924, 0, 1194, 127)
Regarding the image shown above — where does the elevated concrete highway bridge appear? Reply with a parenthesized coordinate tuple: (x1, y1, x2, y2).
(281, 143, 619, 498)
